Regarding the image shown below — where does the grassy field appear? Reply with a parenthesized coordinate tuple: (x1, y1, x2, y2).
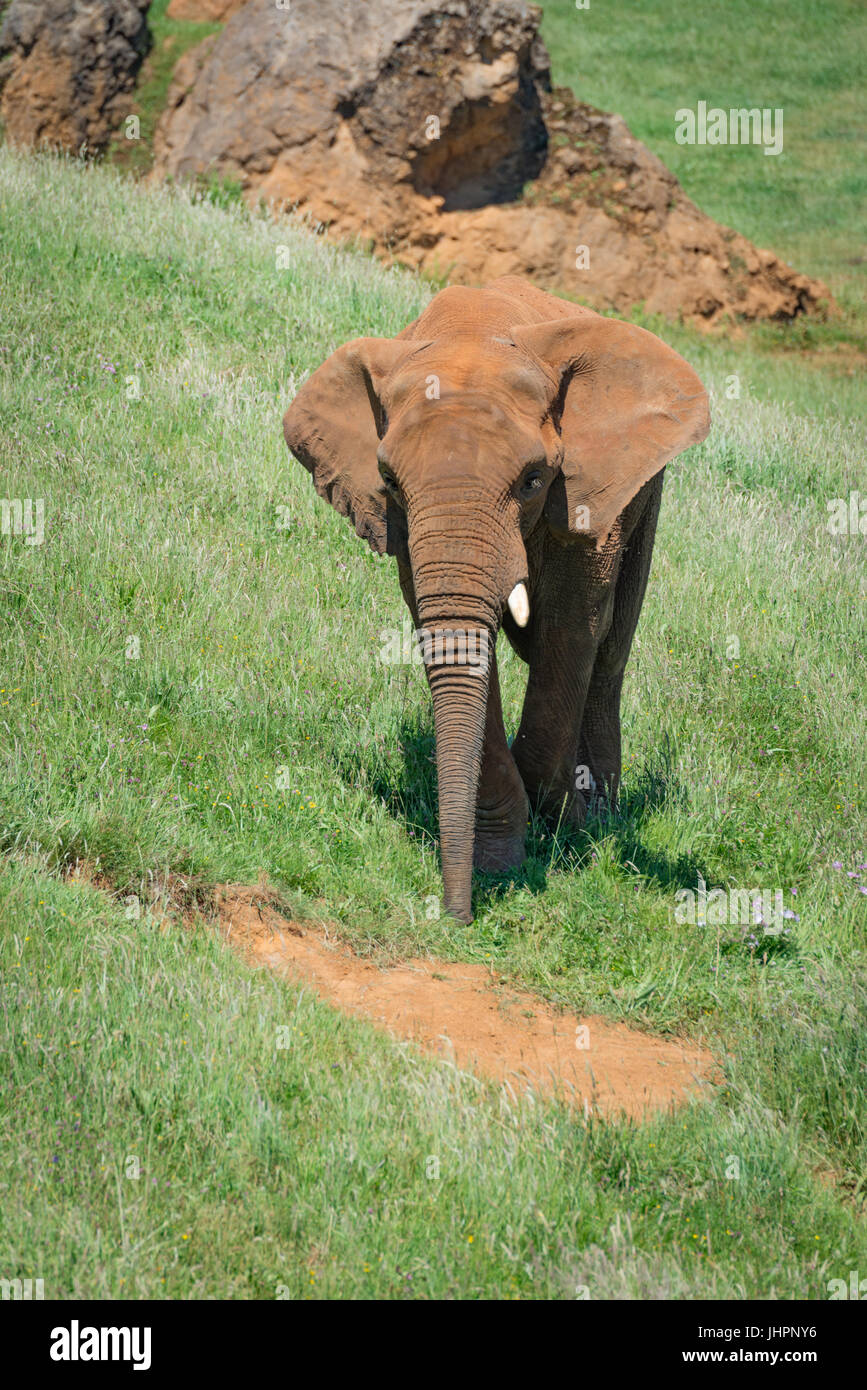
(0, 147, 865, 1298)
(542, 0, 867, 333)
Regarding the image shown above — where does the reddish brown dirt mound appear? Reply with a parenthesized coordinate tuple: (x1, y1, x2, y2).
(0, 0, 150, 154)
(214, 884, 719, 1119)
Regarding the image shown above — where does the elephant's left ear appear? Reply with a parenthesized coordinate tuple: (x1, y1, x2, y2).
(283, 336, 421, 555)
(511, 314, 710, 546)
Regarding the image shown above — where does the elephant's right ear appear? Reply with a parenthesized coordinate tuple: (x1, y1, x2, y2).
(283, 337, 417, 555)
(512, 314, 710, 547)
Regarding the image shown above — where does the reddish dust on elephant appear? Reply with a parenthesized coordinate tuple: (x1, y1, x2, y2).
(284, 275, 709, 924)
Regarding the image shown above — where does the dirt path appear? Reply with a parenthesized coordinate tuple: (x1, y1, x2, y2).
(214, 885, 719, 1119)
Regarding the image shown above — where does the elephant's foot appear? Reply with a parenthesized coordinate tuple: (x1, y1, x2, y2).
(537, 787, 588, 827)
(523, 760, 619, 828)
(537, 782, 618, 828)
(473, 793, 529, 873)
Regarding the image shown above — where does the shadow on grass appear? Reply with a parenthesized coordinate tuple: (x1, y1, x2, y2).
(472, 750, 713, 914)
(331, 716, 716, 911)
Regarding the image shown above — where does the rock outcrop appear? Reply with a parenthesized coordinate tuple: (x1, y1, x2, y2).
(0, 0, 150, 154)
(0, 0, 829, 325)
(0, 3, 13, 99)
(151, 0, 830, 325)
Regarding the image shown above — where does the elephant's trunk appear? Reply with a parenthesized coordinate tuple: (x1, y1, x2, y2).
(425, 657, 490, 923)
(410, 519, 509, 924)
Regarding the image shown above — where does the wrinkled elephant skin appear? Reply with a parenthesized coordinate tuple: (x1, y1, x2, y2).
(284, 276, 710, 923)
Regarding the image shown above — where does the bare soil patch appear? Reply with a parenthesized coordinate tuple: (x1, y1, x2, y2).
(213, 884, 719, 1119)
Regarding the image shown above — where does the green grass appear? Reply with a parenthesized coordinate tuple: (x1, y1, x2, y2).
(0, 149, 865, 1298)
(541, 0, 867, 334)
(106, 0, 223, 176)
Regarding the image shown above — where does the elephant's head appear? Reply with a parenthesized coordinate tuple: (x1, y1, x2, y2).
(284, 285, 709, 922)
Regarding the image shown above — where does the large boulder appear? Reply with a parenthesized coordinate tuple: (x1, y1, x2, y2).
(154, 0, 548, 211)
(0, 3, 13, 98)
(0, 0, 150, 154)
(151, 0, 829, 325)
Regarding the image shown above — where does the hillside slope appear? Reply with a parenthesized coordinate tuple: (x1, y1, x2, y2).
(1, 150, 865, 1298)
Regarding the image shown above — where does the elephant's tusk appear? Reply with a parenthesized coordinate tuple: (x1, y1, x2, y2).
(507, 582, 530, 628)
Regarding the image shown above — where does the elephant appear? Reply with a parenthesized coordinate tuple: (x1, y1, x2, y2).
(283, 276, 709, 923)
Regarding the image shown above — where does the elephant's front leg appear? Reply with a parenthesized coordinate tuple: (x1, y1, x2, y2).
(509, 538, 619, 824)
(473, 646, 529, 872)
(577, 473, 664, 805)
(511, 635, 598, 825)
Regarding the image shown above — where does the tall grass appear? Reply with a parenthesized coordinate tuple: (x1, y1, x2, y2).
(0, 149, 865, 1297)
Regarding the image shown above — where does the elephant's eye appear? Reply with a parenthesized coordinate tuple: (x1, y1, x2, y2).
(380, 467, 400, 496)
(520, 470, 544, 497)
